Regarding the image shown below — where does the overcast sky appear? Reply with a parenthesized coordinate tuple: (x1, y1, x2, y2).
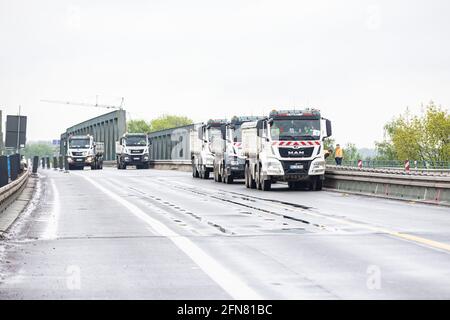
(1, 0, 449, 147)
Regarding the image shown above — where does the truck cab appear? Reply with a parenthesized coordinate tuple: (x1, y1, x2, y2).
(116, 133, 150, 169)
(190, 119, 227, 179)
(213, 116, 263, 184)
(67, 135, 104, 170)
(242, 109, 332, 191)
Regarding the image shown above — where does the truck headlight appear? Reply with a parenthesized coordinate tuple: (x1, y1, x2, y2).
(266, 158, 284, 175)
(313, 160, 325, 169)
(143, 154, 149, 161)
(86, 156, 93, 163)
(67, 157, 73, 163)
(310, 160, 326, 173)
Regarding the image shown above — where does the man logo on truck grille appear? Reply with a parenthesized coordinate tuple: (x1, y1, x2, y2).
(287, 150, 305, 156)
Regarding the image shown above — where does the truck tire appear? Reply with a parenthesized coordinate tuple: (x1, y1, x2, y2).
(214, 166, 221, 182)
(200, 165, 206, 179)
(249, 166, 256, 189)
(262, 179, 271, 191)
(91, 164, 96, 170)
(245, 164, 250, 188)
(142, 163, 149, 169)
(310, 177, 323, 191)
(192, 160, 199, 178)
(256, 166, 262, 190)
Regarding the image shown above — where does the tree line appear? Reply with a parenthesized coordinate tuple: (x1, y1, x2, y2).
(127, 115, 193, 134)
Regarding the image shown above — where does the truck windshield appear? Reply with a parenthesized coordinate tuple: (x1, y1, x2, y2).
(69, 139, 90, 148)
(208, 128, 222, 142)
(270, 119, 321, 141)
(125, 136, 147, 146)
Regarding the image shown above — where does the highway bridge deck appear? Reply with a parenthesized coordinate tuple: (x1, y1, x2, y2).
(0, 168, 449, 299)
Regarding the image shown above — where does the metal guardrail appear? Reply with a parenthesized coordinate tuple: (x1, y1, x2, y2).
(326, 159, 450, 170)
(0, 169, 30, 213)
(326, 165, 450, 177)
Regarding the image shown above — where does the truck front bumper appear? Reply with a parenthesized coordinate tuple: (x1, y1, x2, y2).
(122, 154, 150, 165)
(68, 157, 88, 167)
(266, 160, 324, 182)
(226, 161, 245, 178)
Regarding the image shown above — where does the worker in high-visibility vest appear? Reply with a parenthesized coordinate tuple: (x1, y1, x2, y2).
(334, 144, 343, 165)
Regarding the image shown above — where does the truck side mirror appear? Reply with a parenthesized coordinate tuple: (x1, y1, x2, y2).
(256, 120, 264, 137)
(326, 119, 332, 137)
(220, 125, 227, 140)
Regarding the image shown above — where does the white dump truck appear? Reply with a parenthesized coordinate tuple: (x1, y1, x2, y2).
(213, 116, 263, 184)
(190, 119, 227, 179)
(67, 134, 104, 170)
(116, 133, 150, 169)
(241, 109, 332, 191)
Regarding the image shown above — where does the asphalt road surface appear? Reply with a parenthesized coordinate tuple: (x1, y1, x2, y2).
(1, 167, 449, 299)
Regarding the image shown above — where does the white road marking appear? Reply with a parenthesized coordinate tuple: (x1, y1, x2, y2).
(77, 173, 262, 300)
(42, 179, 60, 240)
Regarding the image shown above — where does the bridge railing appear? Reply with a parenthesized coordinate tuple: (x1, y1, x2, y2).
(0, 167, 30, 214)
(326, 159, 450, 170)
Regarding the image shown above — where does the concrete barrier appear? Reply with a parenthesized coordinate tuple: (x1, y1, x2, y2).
(149, 160, 191, 172)
(325, 167, 450, 206)
(103, 160, 192, 172)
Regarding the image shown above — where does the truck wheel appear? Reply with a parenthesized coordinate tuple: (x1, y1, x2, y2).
(136, 165, 142, 170)
(244, 165, 250, 188)
(91, 164, 96, 170)
(249, 167, 256, 189)
(214, 167, 221, 182)
(142, 163, 149, 169)
(192, 161, 199, 178)
(203, 169, 210, 180)
(310, 177, 323, 191)
(256, 166, 262, 190)
(262, 179, 271, 191)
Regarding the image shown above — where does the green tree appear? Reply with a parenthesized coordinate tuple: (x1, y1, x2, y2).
(149, 115, 193, 132)
(323, 138, 335, 151)
(343, 143, 362, 161)
(374, 140, 396, 160)
(375, 102, 449, 162)
(127, 119, 151, 133)
(22, 142, 56, 159)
